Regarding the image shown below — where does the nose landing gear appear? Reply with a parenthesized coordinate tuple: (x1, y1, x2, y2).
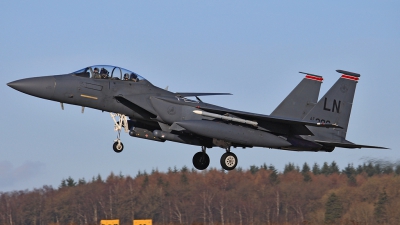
(113, 141, 124, 153)
(110, 113, 129, 153)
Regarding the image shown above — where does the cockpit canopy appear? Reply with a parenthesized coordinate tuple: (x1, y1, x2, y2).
(72, 65, 146, 82)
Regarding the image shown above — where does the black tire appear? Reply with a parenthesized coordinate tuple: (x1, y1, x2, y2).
(220, 152, 238, 170)
(113, 142, 124, 153)
(192, 152, 210, 170)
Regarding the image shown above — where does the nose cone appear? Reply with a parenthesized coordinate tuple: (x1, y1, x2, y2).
(7, 76, 56, 100)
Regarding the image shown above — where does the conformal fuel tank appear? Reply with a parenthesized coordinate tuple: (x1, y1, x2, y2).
(176, 120, 291, 148)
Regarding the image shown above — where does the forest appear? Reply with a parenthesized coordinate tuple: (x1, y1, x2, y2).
(1, 161, 400, 225)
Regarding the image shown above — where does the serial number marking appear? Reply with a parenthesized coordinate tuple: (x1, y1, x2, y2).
(309, 117, 331, 124)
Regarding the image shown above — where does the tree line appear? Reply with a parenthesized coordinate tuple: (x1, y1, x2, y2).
(1, 161, 400, 225)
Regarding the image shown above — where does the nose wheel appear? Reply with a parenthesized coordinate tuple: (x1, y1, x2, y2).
(113, 140, 124, 153)
(110, 113, 129, 153)
(193, 146, 210, 170)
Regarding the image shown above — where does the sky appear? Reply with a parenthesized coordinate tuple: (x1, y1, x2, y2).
(1, 1, 399, 192)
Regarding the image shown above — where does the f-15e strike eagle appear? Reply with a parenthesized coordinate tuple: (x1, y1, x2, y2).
(7, 65, 387, 170)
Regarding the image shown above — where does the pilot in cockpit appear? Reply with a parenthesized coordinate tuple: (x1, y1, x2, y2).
(93, 67, 101, 79)
(100, 68, 109, 79)
(130, 73, 138, 82)
(123, 73, 129, 81)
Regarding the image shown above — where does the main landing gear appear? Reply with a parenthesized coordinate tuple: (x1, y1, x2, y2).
(192, 146, 238, 171)
(192, 146, 210, 170)
(220, 147, 238, 170)
(110, 113, 129, 153)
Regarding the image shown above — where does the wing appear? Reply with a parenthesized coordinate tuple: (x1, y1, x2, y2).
(196, 105, 341, 135)
(176, 92, 232, 97)
(115, 94, 340, 136)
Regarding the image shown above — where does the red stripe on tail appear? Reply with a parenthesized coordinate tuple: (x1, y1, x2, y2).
(305, 75, 323, 82)
(341, 75, 359, 81)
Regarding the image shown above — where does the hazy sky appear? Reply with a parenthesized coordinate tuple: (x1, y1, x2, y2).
(1, 1, 399, 192)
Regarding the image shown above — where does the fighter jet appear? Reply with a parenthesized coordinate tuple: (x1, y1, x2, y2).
(7, 65, 386, 170)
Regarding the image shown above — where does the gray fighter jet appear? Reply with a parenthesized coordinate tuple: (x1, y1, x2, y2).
(7, 65, 386, 170)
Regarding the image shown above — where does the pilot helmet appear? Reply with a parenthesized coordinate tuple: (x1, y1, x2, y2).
(123, 73, 129, 80)
(130, 73, 138, 80)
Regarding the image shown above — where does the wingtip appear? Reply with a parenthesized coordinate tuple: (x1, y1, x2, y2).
(368, 146, 390, 150)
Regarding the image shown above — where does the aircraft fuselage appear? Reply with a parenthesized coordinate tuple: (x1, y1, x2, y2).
(7, 65, 386, 171)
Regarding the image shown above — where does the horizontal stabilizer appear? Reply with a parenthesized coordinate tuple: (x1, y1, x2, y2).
(315, 140, 388, 149)
(176, 92, 232, 97)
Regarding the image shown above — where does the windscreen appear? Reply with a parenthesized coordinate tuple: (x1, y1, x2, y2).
(72, 65, 146, 81)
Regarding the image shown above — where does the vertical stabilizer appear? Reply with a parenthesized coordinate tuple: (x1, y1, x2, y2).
(304, 70, 360, 142)
(271, 72, 323, 119)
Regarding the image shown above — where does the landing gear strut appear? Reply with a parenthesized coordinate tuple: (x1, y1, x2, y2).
(110, 113, 129, 153)
(192, 146, 210, 170)
(220, 147, 238, 170)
